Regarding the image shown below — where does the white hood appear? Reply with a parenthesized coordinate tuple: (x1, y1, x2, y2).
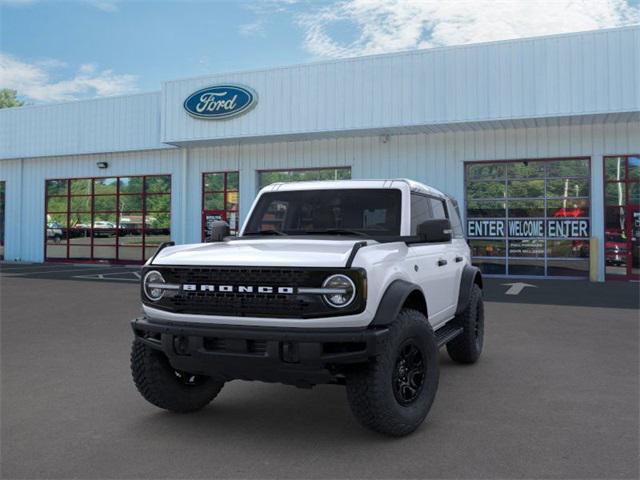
(151, 238, 367, 268)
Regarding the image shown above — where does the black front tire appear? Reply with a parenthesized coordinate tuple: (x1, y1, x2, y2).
(131, 340, 224, 413)
(446, 283, 484, 364)
(345, 309, 439, 436)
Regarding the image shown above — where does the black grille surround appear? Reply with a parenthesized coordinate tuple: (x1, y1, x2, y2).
(141, 266, 367, 319)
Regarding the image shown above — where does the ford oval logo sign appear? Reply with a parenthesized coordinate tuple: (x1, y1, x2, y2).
(183, 84, 257, 120)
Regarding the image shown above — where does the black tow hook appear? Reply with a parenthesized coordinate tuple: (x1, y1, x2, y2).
(281, 341, 300, 363)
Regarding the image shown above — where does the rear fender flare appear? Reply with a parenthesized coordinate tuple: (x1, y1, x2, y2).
(455, 265, 483, 316)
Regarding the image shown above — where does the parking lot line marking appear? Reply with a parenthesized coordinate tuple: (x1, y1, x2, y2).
(0, 266, 73, 273)
(72, 271, 140, 282)
(71, 275, 139, 282)
(502, 282, 537, 295)
(0, 266, 138, 276)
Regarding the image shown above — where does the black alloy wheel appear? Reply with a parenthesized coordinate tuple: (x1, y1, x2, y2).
(346, 308, 440, 436)
(392, 340, 425, 405)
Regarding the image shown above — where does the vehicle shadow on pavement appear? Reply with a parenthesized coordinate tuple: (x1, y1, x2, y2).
(128, 382, 396, 443)
(127, 354, 465, 447)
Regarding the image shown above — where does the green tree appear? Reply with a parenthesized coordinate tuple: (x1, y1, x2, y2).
(0, 89, 24, 109)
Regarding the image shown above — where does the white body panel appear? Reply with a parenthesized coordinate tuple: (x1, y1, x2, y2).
(143, 180, 470, 329)
(154, 238, 362, 268)
(144, 238, 463, 329)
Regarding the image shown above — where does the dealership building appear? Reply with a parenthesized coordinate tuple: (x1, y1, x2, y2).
(0, 26, 638, 281)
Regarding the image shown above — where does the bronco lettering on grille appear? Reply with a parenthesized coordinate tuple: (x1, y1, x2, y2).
(182, 284, 295, 294)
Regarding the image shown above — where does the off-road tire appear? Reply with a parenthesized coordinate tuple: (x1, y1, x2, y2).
(446, 283, 484, 364)
(131, 340, 224, 413)
(345, 309, 439, 436)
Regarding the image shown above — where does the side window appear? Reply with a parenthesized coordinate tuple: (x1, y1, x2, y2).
(410, 194, 432, 234)
(429, 198, 447, 220)
(447, 199, 465, 238)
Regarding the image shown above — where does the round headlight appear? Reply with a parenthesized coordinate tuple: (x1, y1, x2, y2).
(143, 270, 166, 301)
(322, 274, 356, 308)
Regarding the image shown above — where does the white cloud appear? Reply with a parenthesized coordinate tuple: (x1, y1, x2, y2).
(78, 63, 97, 74)
(298, 0, 640, 58)
(239, 19, 266, 36)
(0, 53, 138, 102)
(239, 1, 301, 35)
(86, 0, 119, 12)
(243, 0, 300, 15)
(34, 58, 68, 69)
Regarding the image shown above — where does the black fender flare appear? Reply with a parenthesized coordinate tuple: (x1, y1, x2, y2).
(370, 279, 427, 326)
(455, 265, 483, 316)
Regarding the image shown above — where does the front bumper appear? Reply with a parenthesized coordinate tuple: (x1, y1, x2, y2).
(131, 317, 388, 386)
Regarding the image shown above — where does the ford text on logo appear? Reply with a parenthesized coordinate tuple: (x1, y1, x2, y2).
(183, 85, 257, 119)
(182, 284, 294, 294)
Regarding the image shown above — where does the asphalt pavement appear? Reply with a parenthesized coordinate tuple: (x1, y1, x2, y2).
(1, 264, 638, 479)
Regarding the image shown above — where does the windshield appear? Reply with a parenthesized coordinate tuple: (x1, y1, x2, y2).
(243, 189, 402, 237)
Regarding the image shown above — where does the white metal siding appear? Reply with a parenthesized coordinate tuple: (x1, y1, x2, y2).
(0, 159, 22, 261)
(3, 120, 636, 282)
(0, 92, 168, 160)
(162, 27, 639, 145)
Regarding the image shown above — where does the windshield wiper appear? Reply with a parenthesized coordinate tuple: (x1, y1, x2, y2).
(306, 229, 368, 237)
(243, 229, 287, 236)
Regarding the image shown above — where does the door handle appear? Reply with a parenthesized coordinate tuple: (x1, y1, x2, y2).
(437, 259, 447, 267)
(455, 256, 464, 263)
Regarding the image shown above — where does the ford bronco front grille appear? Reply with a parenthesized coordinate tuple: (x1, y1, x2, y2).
(142, 266, 366, 319)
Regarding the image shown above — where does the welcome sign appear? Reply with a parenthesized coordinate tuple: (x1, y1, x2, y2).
(184, 84, 257, 119)
(467, 219, 590, 238)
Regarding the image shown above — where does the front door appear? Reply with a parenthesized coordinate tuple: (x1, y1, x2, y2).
(202, 210, 226, 242)
(604, 156, 639, 280)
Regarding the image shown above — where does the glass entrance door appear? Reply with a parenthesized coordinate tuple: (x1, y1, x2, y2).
(465, 158, 591, 277)
(604, 156, 639, 280)
(202, 172, 239, 240)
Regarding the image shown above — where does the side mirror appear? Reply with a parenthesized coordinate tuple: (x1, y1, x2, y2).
(416, 219, 452, 243)
(206, 220, 230, 242)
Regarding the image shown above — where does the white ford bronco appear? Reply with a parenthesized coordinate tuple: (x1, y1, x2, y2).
(131, 179, 484, 436)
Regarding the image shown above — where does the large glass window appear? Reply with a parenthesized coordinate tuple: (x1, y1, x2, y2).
(603, 155, 639, 280)
(465, 159, 591, 277)
(45, 175, 171, 263)
(257, 167, 351, 189)
(202, 171, 239, 237)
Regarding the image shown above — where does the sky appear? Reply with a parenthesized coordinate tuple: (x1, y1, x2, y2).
(1, 0, 639, 104)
